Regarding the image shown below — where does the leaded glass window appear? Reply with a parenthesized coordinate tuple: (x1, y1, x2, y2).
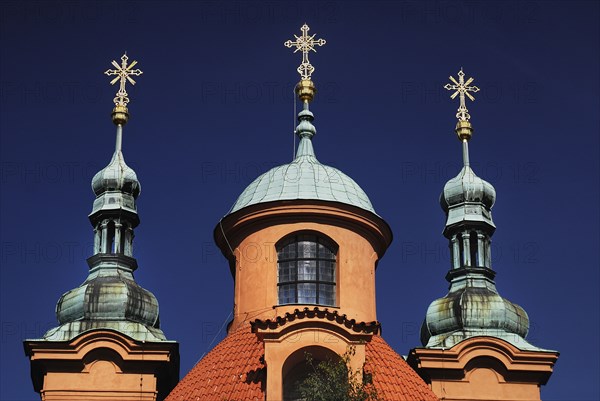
(277, 234, 337, 306)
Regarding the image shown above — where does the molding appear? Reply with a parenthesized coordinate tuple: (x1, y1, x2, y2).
(215, 200, 393, 271)
(408, 336, 559, 385)
(24, 329, 179, 394)
(252, 307, 380, 337)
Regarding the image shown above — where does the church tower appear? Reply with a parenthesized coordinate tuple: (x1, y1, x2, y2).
(166, 25, 437, 401)
(407, 69, 559, 401)
(24, 54, 179, 401)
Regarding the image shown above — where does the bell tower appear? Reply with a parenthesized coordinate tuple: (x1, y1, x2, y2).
(24, 54, 179, 401)
(408, 69, 559, 401)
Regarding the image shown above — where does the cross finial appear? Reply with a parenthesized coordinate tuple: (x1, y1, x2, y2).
(104, 53, 143, 108)
(284, 24, 326, 80)
(444, 68, 480, 122)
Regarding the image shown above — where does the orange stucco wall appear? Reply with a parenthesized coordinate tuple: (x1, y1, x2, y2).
(427, 367, 541, 401)
(41, 365, 159, 401)
(408, 337, 559, 401)
(230, 220, 379, 331)
(25, 330, 179, 401)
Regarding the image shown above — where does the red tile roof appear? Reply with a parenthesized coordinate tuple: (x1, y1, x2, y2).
(365, 335, 439, 401)
(166, 325, 438, 401)
(165, 325, 265, 401)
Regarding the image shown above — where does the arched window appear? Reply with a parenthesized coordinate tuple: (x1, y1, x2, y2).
(277, 234, 337, 306)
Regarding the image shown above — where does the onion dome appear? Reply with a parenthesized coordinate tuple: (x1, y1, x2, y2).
(229, 97, 376, 215)
(420, 274, 535, 350)
(440, 162, 496, 232)
(56, 276, 159, 328)
(45, 262, 165, 342)
(438, 124, 496, 233)
(441, 165, 496, 212)
(91, 150, 141, 198)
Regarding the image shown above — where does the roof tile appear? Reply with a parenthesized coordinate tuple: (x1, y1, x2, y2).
(166, 326, 265, 401)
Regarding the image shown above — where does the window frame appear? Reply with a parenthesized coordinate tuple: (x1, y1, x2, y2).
(276, 233, 337, 306)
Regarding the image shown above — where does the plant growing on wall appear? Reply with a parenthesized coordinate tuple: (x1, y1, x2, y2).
(297, 347, 378, 401)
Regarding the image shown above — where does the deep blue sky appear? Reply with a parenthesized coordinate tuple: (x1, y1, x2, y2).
(1, 1, 598, 400)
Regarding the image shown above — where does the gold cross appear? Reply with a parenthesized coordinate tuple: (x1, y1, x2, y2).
(104, 53, 143, 107)
(444, 68, 480, 121)
(284, 24, 326, 80)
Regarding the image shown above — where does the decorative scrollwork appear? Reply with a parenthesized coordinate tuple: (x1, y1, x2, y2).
(444, 68, 480, 121)
(284, 24, 326, 80)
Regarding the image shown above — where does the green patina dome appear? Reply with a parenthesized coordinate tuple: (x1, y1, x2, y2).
(229, 109, 376, 215)
(441, 165, 496, 212)
(440, 165, 496, 232)
(92, 150, 141, 198)
(46, 264, 165, 342)
(420, 275, 534, 350)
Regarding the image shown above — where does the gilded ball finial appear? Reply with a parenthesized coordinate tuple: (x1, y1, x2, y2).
(295, 79, 317, 103)
(111, 105, 129, 125)
(455, 120, 473, 141)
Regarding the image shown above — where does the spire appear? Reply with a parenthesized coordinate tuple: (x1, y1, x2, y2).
(92, 53, 143, 204)
(44, 53, 166, 342)
(440, 69, 494, 232)
(285, 24, 326, 159)
(440, 68, 495, 257)
(419, 69, 539, 351)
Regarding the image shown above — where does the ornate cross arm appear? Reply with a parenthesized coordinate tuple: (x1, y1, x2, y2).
(104, 53, 143, 108)
(284, 24, 326, 80)
(444, 68, 480, 122)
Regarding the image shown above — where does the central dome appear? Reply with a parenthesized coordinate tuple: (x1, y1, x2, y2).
(229, 136, 376, 214)
(230, 108, 375, 215)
